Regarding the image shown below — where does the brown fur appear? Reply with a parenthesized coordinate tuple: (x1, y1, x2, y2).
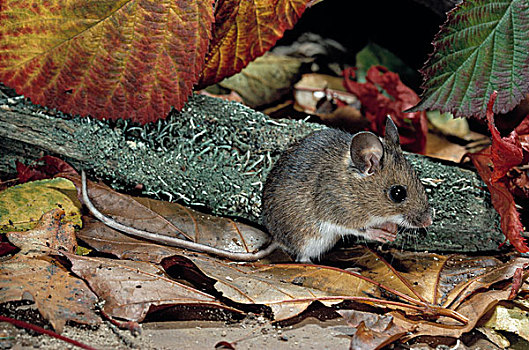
(262, 122, 431, 261)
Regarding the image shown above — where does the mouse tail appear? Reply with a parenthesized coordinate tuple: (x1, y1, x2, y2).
(81, 170, 276, 262)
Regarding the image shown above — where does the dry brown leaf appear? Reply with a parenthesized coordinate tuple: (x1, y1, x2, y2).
(65, 253, 238, 322)
(0, 209, 99, 333)
(78, 217, 184, 263)
(68, 174, 270, 254)
(391, 288, 513, 341)
(65, 174, 192, 241)
(292, 73, 366, 132)
(6, 208, 77, 256)
(337, 310, 408, 350)
(66, 175, 529, 344)
(424, 132, 468, 162)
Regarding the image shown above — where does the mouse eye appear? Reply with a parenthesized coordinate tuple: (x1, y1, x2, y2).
(388, 185, 407, 203)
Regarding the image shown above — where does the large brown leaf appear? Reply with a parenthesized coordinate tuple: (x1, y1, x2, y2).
(0, 209, 100, 333)
(68, 173, 271, 255)
(65, 253, 238, 322)
(73, 214, 529, 329)
(337, 310, 408, 350)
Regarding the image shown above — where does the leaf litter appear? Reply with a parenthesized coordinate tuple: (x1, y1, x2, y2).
(1, 208, 100, 333)
(1, 171, 526, 348)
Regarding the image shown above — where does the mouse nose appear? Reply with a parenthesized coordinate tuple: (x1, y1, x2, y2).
(421, 215, 433, 227)
(420, 208, 433, 227)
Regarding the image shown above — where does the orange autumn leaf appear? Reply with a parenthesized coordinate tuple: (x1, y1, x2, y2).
(0, 0, 309, 124)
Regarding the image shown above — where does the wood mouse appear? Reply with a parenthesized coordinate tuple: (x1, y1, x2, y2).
(81, 116, 431, 262)
(261, 116, 432, 262)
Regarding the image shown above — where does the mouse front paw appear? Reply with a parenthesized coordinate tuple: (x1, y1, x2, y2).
(364, 222, 398, 243)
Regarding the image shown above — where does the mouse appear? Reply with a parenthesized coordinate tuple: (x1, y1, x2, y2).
(261, 116, 432, 262)
(80, 116, 431, 262)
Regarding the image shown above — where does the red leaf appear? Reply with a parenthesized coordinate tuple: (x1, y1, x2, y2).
(343, 66, 427, 153)
(468, 93, 529, 253)
(485, 92, 524, 182)
(198, 0, 309, 88)
(0, 0, 214, 124)
(16, 156, 77, 183)
(468, 149, 528, 253)
(508, 266, 526, 300)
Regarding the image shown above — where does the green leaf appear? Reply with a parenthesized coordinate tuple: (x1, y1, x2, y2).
(355, 42, 419, 88)
(412, 0, 529, 119)
(214, 53, 303, 108)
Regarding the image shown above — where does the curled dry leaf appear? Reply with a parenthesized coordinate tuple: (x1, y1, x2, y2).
(337, 310, 407, 350)
(67, 173, 270, 255)
(78, 219, 529, 331)
(293, 73, 366, 132)
(64, 252, 237, 322)
(391, 288, 514, 341)
(0, 209, 99, 333)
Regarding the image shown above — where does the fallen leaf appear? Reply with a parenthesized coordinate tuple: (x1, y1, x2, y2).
(77, 222, 528, 328)
(0, 209, 99, 333)
(392, 288, 513, 341)
(68, 173, 271, 255)
(293, 73, 365, 132)
(16, 156, 77, 183)
(65, 253, 238, 322)
(476, 326, 511, 349)
(483, 303, 529, 342)
(0, 177, 82, 233)
(164, 255, 380, 321)
(214, 53, 303, 108)
(424, 132, 468, 163)
(343, 66, 428, 153)
(337, 310, 408, 350)
(6, 209, 77, 256)
(78, 217, 185, 263)
(293, 73, 358, 114)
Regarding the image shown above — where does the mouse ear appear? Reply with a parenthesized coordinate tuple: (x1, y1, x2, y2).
(350, 132, 384, 175)
(385, 116, 401, 146)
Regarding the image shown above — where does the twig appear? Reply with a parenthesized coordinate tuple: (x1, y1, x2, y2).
(0, 315, 98, 350)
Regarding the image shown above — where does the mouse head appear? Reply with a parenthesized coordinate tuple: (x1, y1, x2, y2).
(349, 116, 432, 229)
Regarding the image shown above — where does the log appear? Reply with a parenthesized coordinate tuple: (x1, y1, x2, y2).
(0, 92, 503, 252)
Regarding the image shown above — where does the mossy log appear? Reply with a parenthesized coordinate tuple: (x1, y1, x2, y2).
(0, 93, 503, 252)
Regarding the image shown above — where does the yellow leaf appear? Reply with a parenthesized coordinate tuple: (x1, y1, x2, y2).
(0, 178, 82, 233)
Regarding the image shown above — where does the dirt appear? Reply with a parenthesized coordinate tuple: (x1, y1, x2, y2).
(1, 315, 352, 350)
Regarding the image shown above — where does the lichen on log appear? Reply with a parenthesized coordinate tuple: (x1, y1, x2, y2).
(0, 90, 503, 252)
